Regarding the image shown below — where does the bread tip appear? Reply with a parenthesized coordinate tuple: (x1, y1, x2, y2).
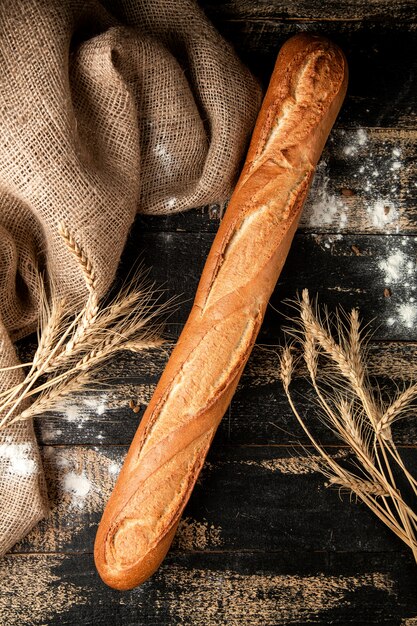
(94, 520, 179, 590)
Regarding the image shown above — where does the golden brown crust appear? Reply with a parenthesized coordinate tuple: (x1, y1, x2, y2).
(94, 34, 348, 590)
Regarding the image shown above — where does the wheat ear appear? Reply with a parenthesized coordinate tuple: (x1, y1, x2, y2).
(0, 224, 174, 428)
(280, 290, 417, 563)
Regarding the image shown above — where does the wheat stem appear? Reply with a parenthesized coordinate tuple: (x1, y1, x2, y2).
(0, 222, 173, 430)
(377, 384, 417, 436)
(0, 362, 33, 372)
(281, 290, 417, 563)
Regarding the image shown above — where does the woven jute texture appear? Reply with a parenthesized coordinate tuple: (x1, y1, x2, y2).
(0, 0, 261, 555)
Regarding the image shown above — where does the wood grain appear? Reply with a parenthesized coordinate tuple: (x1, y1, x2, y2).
(4, 1, 417, 623)
(200, 16, 417, 130)
(10, 445, 417, 556)
(2, 551, 417, 625)
(203, 0, 417, 22)
(33, 341, 417, 446)
(129, 233, 417, 341)
(135, 128, 417, 234)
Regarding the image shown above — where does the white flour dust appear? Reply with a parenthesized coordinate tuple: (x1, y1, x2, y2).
(343, 127, 368, 155)
(303, 160, 348, 229)
(108, 462, 121, 476)
(63, 404, 82, 422)
(378, 250, 407, 283)
(44, 447, 122, 513)
(368, 199, 399, 229)
(166, 197, 177, 209)
(83, 394, 107, 417)
(52, 394, 108, 433)
(0, 438, 38, 477)
(62, 471, 91, 508)
(398, 303, 417, 329)
(304, 128, 404, 232)
(377, 240, 417, 331)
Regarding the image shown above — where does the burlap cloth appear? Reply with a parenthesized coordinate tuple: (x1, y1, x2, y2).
(0, 0, 261, 555)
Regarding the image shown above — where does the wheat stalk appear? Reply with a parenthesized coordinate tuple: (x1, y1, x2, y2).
(56, 222, 100, 359)
(280, 290, 417, 563)
(377, 384, 417, 436)
(0, 224, 174, 429)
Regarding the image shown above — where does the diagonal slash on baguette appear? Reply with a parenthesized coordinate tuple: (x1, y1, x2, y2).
(94, 33, 348, 590)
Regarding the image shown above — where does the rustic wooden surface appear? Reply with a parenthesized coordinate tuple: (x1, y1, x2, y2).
(2, 1, 417, 624)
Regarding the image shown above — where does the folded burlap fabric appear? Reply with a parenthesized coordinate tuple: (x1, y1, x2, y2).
(0, 0, 261, 556)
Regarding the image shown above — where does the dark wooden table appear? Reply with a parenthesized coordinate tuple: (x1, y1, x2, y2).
(2, 1, 417, 624)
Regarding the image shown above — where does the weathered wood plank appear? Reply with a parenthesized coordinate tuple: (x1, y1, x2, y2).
(2, 551, 417, 625)
(134, 128, 417, 235)
(202, 0, 417, 22)
(134, 233, 417, 342)
(10, 445, 417, 555)
(4, 5, 416, 626)
(33, 341, 417, 447)
(196, 17, 417, 129)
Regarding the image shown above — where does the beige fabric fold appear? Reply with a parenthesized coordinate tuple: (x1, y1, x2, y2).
(0, 0, 261, 555)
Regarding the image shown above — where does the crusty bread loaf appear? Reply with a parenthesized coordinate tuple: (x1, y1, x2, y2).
(94, 33, 348, 590)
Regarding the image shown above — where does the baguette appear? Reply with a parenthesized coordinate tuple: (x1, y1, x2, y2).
(94, 33, 348, 590)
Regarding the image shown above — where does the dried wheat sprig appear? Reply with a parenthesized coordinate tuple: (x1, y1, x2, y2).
(41, 283, 168, 373)
(0, 305, 169, 426)
(303, 332, 318, 380)
(58, 223, 97, 293)
(300, 289, 382, 428)
(326, 475, 390, 497)
(17, 370, 93, 422)
(280, 290, 417, 564)
(335, 397, 373, 460)
(347, 308, 365, 387)
(0, 225, 175, 429)
(377, 383, 417, 436)
(0, 297, 170, 426)
(122, 339, 164, 353)
(0, 281, 63, 407)
(57, 222, 100, 357)
(0, 302, 95, 425)
(32, 277, 67, 369)
(18, 334, 163, 402)
(279, 345, 293, 392)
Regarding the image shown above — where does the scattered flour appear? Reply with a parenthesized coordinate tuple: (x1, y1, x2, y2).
(62, 471, 91, 509)
(343, 127, 368, 155)
(37, 448, 122, 528)
(368, 199, 399, 229)
(55, 455, 69, 469)
(378, 242, 417, 330)
(0, 438, 38, 477)
(108, 462, 121, 475)
(398, 303, 417, 329)
(357, 127, 368, 145)
(153, 143, 174, 173)
(154, 143, 172, 160)
(96, 405, 106, 416)
(303, 160, 348, 228)
(83, 394, 107, 416)
(60, 403, 83, 423)
(304, 127, 404, 232)
(378, 250, 406, 283)
(166, 197, 177, 209)
(54, 394, 108, 433)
